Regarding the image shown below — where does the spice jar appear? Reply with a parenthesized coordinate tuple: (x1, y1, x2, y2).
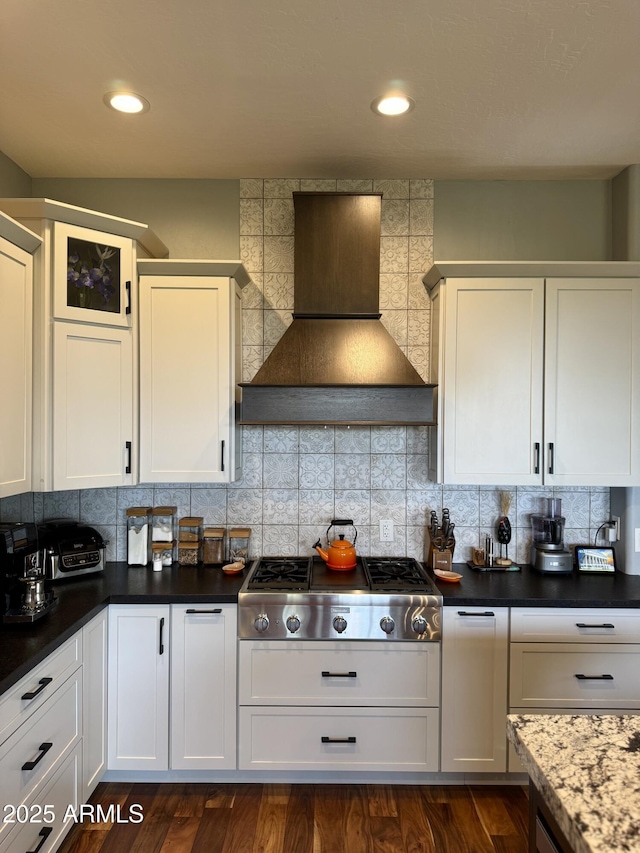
(177, 541, 200, 566)
(227, 527, 251, 563)
(177, 517, 203, 566)
(152, 506, 176, 543)
(203, 528, 226, 565)
(152, 541, 174, 568)
(152, 544, 164, 572)
(178, 516, 203, 543)
(126, 507, 151, 566)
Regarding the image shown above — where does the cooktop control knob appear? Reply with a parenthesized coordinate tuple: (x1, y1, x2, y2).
(286, 615, 301, 634)
(333, 615, 347, 634)
(254, 613, 269, 633)
(380, 616, 395, 634)
(412, 615, 428, 634)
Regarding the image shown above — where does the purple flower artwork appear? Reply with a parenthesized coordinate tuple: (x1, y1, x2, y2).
(66, 237, 121, 313)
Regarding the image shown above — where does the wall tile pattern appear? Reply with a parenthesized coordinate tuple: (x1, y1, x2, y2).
(0, 177, 612, 567)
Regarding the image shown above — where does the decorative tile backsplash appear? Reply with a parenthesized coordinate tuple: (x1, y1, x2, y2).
(0, 176, 613, 566)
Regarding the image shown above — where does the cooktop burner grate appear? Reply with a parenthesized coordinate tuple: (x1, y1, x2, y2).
(247, 556, 312, 590)
(362, 557, 433, 591)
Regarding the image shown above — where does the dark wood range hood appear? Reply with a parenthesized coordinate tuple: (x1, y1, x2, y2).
(238, 192, 436, 425)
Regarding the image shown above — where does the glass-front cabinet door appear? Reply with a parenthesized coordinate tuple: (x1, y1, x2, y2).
(53, 221, 134, 327)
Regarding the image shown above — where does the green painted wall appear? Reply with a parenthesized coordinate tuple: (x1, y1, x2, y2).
(434, 180, 611, 260)
(612, 165, 640, 261)
(31, 178, 240, 259)
(0, 151, 32, 197)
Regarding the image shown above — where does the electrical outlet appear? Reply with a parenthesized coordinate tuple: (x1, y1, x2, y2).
(379, 519, 394, 542)
(612, 516, 621, 541)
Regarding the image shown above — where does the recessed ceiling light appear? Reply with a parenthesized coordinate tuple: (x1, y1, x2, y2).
(371, 95, 414, 116)
(104, 91, 150, 114)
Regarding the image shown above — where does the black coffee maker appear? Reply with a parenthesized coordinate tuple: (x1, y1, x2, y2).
(0, 522, 57, 623)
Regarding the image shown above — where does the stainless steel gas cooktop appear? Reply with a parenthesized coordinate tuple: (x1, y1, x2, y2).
(237, 556, 442, 641)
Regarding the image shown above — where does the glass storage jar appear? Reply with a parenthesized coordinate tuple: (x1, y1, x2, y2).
(178, 516, 203, 544)
(126, 507, 152, 567)
(227, 527, 251, 563)
(177, 541, 200, 566)
(203, 527, 226, 565)
(152, 506, 176, 543)
(152, 541, 175, 568)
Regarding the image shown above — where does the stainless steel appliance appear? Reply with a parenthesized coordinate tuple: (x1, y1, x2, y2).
(0, 522, 57, 623)
(39, 520, 106, 580)
(530, 498, 573, 574)
(238, 556, 442, 641)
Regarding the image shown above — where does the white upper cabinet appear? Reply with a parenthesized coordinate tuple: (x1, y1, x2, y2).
(0, 198, 167, 491)
(544, 278, 640, 485)
(138, 260, 248, 483)
(439, 277, 544, 485)
(426, 262, 640, 486)
(0, 214, 40, 498)
(53, 222, 135, 328)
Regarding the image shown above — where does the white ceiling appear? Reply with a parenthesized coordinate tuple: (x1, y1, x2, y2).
(2, 0, 640, 180)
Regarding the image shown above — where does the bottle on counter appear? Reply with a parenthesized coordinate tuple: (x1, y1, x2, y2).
(126, 507, 151, 567)
(152, 541, 174, 569)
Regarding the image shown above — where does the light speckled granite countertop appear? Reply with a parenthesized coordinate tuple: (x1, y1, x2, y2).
(507, 714, 640, 853)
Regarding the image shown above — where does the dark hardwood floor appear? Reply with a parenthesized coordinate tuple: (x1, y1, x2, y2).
(59, 783, 529, 853)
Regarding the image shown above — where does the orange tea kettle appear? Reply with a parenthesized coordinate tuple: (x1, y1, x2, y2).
(313, 519, 357, 571)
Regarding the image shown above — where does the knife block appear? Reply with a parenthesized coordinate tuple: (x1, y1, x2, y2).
(426, 527, 456, 568)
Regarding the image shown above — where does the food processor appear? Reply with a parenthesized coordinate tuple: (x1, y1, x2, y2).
(530, 498, 573, 573)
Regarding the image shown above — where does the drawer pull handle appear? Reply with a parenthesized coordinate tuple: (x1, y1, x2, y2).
(457, 611, 495, 617)
(575, 674, 614, 680)
(22, 742, 53, 771)
(321, 671, 357, 678)
(26, 827, 53, 853)
(159, 617, 165, 655)
(534, 442, 540, 474)
(21, 677, 53, 701)
(186, 609, 222, 614)
(321, 736, 356, 744)
(576, 623, 615, 629)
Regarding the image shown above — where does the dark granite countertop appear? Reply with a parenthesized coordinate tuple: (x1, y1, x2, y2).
(0, 562, 246, 697)
(437, 562, 640, 607)
(2, 559, 640, 700)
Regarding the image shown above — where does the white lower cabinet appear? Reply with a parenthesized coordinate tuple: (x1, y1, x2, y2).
(440, 607, 509, 773)
(238, 640, 440, 772)
(1, 742, 81, 853)
(82, 609, 108, 797)
(107, 605, 170, 770)
(107, 603, 237, 772)
(508, 607, 640, 773)
(239, 706, 440, 772)
(170, 604, 237, 770)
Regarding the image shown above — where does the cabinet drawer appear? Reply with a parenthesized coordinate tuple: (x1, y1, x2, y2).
(1, 742, 81, 853)
(238, 641, 440, 706)
(0, 634, 82, 746)
(0, 671, 81, 843)
(510, 608, 640, 643)
(510, 644, 640, 708)
(238, 706, 440, 771)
